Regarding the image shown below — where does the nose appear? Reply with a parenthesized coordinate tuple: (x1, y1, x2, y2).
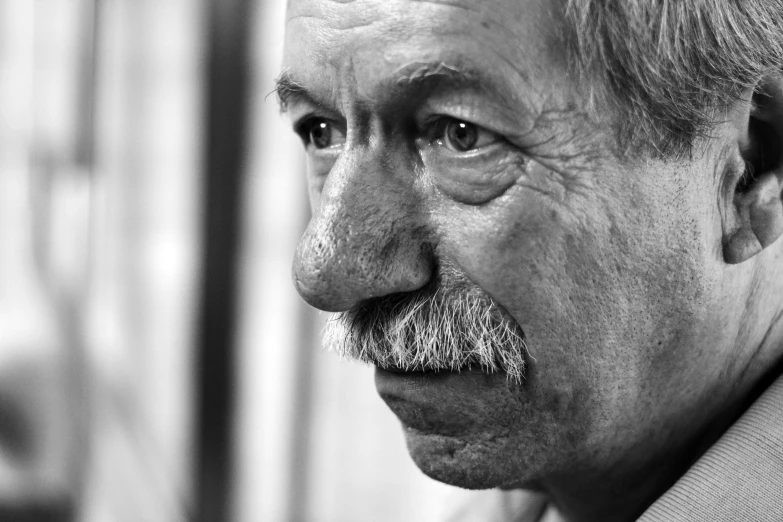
(292, 148, 433, 312)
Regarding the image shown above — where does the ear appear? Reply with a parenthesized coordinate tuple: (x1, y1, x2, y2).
(723, 74, 783, 264)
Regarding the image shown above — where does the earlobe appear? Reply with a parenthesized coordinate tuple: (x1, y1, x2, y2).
(723, 76, 783, 265)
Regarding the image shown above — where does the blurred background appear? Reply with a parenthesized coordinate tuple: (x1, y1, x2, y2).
(0, 0, 460, 521)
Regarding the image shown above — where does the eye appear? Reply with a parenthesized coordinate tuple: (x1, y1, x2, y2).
(296, 118, 346, 150)
(432, 118, 502, 152)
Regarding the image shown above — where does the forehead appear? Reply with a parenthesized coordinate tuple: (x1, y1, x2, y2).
(282, 0, 568, 105)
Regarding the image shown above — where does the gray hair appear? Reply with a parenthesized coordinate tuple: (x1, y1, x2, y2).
(565, 0, 783, 157)
(323, 260, 529, 382)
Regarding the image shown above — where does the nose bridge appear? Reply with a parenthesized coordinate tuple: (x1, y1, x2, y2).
(293, 148, 432, 311)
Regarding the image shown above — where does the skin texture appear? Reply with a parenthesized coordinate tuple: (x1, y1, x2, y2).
(282, 0, 783, 520)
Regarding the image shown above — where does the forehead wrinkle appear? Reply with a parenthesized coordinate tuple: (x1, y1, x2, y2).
(286, 12, 378, 31)
(286, 0, 381, 31)
(393, 61, 474, 86)
(284, 0, 564, 128)
(408, 0, 484, 15)
(286, 0, 525, 48)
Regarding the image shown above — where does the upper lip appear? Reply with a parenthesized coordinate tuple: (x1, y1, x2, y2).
(376, 365, 439, 374)
(376, 364, 490, 376)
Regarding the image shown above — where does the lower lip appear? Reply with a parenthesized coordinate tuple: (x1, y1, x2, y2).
(374, 366, 487, 401)
(375, 367, 503, 436)
(374, 368, 435, 396)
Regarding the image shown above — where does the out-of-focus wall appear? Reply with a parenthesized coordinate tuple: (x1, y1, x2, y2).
(0, 1, 78, 514)
(1, 0, 200, 520)
(81, 1, 202, 520)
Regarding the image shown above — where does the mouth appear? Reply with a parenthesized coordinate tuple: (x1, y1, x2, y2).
(374, 365, 512, 436)
(375, 367, 464, 435)
(374, 365, 503, 401)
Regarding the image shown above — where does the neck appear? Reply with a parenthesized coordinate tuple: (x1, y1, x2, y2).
(543, 463, 684, 522)
(541, 368, 780, 522)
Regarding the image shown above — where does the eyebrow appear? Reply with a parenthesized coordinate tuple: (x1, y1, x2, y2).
(275, 60, 512, 116)
(274, 70, 311, 113)
(392, 61, 475, 87)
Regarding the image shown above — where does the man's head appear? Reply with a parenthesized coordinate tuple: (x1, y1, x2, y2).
(281, 0, 783, 518)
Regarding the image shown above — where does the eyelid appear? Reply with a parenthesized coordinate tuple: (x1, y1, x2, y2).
(292, 114, 337, 136)
(417, 93, 537, 142)
(292, 115, 318, 140)
(288, 98, 344, 132)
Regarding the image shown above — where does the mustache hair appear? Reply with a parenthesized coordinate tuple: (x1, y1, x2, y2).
(323, 262, 529, 382)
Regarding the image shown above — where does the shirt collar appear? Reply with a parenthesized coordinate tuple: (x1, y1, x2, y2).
(639, 374, 783, 521)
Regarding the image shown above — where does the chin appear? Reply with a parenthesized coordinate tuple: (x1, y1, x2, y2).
(375, 368, 548, 489)
(403, 427, 528, 490)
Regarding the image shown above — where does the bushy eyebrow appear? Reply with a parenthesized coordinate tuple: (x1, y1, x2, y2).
(274, 60, 515, 116)
(273, 70, 312, 113)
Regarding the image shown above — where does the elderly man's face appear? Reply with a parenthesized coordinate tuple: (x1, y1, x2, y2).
(282, 0, 742, 493)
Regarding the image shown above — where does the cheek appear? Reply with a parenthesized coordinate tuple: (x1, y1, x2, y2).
(430, 193, 619, 466)
(305, 156, 331, 211)
(433, 178, 719, 409)
(424, 158, 728, 477)
(435, 191, 623, 358)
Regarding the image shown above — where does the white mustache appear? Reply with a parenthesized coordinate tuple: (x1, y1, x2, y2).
(322, 263, 529, 382)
